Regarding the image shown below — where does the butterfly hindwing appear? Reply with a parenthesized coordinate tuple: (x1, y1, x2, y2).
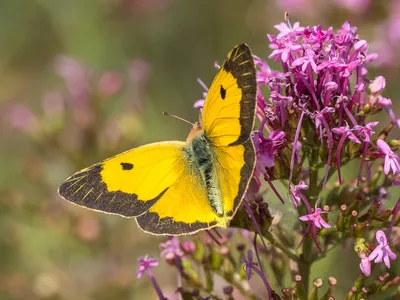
(136, 165, 220, 235)
(214, 139, 255, 217)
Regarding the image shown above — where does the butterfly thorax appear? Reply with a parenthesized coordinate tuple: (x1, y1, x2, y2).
(185, 128, 224, 217)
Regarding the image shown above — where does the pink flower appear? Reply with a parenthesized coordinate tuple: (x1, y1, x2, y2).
(291, 48, 319, 74)
(274, 21, 304, 39)
(333, 124, 361, 144)
(368, 230, 397, 269)
(299, 207, 331, 229)
(359, 253, 371, 277)
(268, 42, 302, 64)
(137, 256, 158, 279)
(181, 241, 196, 254)
(252, 130, 285, 177)
(353, 122, 378, 143)
(254, 56, 283, 86)
(290, 181, 309, 208)
(160, 237, 184, 262)
(136, 256, 165, 299)
(333, 124, 362, 184)
(376, 139, 400, 175)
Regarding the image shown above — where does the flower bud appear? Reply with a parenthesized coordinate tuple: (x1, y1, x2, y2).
(325, 81, 338, 91)
(337, 205, 347, 232)
(370, 76, 386, 95)
(354, 40, 368, 52)
(281, 288, 291, 299)
(321, 277, 338, 300)
(309, 278, 323, 300)
(353, 221, 369, 237)
(383, 275, 400, 289)
(346, 286, 358, 299)
(294, 275, 306, 299)
(377, 97, 392, 108)
(368, 273, 390, 294)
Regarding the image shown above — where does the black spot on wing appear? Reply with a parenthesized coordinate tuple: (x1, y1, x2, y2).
(121, 162, 133, 170)
(58, 164, 165, 217)
(220, 85, 226, 99)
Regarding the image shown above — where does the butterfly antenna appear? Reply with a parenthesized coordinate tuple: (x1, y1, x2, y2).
(163, 112, 194, 126)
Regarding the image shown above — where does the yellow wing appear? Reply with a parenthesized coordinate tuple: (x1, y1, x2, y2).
(58, 142, 186, 218)
(214, 139, 255, 219)
(59, 141, 222, 235)
(200, 43, 257, 222)
(201, 43, 257, 147)
(136, 164, 222, 235)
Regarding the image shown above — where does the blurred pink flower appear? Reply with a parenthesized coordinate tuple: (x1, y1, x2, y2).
(160, 237, 184, 262)
(76, 217, 100, 241)
(335, 0, 370, 13)
(8, 105, 40, 134)
(130, 59, 151, 86)
(275, 0, 313, 15)
(42, 92, 64, 118)
(98, 71, 123, 97)
(55, 56, 89, 104)
(181, 241, 196, 254)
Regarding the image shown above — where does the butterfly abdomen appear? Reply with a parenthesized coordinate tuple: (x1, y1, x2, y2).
(186, 133, 224, 217)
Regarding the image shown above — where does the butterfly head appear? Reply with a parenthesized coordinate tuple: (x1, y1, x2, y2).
(186, 122, 203, 144)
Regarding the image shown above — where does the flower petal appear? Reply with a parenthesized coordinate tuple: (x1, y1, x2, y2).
(377, 139, 390, 154)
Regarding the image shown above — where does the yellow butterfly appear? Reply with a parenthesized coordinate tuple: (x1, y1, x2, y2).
(58, 43, 257, 235)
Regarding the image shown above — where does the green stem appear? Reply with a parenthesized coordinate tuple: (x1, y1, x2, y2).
(299, 147, 320, 296)
(262, 231, 300, 263)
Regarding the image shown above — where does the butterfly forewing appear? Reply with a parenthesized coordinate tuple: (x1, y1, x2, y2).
(202, 43, 257, 146)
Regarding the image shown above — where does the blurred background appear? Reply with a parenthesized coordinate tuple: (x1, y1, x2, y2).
(0, 0, 399, 299)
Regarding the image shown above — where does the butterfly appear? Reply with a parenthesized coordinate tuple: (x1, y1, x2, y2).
(58, 43, 257, 235)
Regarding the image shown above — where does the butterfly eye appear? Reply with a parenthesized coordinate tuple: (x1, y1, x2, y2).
(120, 162, 134, 170)
(220, 85, 226, 99)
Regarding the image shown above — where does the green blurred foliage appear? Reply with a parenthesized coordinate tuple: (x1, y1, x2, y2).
(0, 0, 399, 299)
